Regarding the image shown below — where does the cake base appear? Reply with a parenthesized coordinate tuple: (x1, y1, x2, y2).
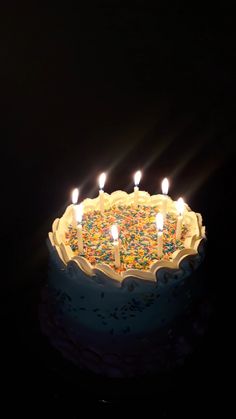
(39, 274, 210, 378)
(40, 237, 207, 377)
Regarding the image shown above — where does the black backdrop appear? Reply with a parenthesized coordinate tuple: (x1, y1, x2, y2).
(1, 4, 234, 415)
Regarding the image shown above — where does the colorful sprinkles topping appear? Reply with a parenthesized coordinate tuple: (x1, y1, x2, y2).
(65, 205, 188, 273)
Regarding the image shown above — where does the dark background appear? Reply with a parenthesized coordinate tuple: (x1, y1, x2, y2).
(0, 3, 234, 415)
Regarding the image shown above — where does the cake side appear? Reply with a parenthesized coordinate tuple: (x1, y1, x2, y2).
(40, 236, 206, 376)
(46, 233, 205, 337)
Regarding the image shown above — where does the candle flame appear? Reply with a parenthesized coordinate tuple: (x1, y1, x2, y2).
(75, 203, 83, 224)
(72, 188, 79, 204)
(161, 178, 169, 195)
(134, 170, 142, 186)
(156, 213, 164, 231)
(176, 197, 185, 215)
(98, 172, 106, 190)
(111, 224, 119, 241)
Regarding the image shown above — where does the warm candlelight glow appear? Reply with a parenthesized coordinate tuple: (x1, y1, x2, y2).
(161, 178, 169, 195)
(111, 224, 119, 242)
(75, 203, 83, 224)
(156, 213, 164, 232)
(176, 197, 184, 215)
(134, 170, 142, 186)
(72, 188, 79, 204)
(98, 172, 106, 190)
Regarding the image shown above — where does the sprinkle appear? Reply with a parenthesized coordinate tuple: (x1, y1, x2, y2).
(65, 205, 189, 273)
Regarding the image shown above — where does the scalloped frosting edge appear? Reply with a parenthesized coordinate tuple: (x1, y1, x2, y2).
(48, 190, 206, 283)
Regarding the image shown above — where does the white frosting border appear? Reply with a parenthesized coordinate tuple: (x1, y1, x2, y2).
(49, 190, 206, 283)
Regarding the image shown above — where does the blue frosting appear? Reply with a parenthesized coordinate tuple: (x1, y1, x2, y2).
(39, 238, 206, 376)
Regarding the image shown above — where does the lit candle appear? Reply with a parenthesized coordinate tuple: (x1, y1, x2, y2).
(71, 188, 79, 227)
(111, 224, 120, 268)
(98, 172, 106, 214)
(156, 213, 164, 258)
(176, 197, 184, 240)
(133, 170, 142, 205)
(161, 177, 169, 220)
(75, 203, 83, 253)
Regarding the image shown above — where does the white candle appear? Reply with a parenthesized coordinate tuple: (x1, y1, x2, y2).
(75, 203, 83, 253)
(156, 213, 164, 258)
(98, 172, 106, 214)
(77, 224, 83, 253)
(111, 224, 120, 268)
(133, 170, 142, 205)
(161, 177, 169, 220)
(176, 197, 184, 240)
(71, 188, 79, 227)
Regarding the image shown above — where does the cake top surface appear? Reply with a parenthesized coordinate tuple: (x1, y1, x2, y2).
(65, 205, 188, 273)
(49, 190, 206, 282)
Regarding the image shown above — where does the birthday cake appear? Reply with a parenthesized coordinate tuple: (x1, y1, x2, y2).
(40, 176, 206, 377)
